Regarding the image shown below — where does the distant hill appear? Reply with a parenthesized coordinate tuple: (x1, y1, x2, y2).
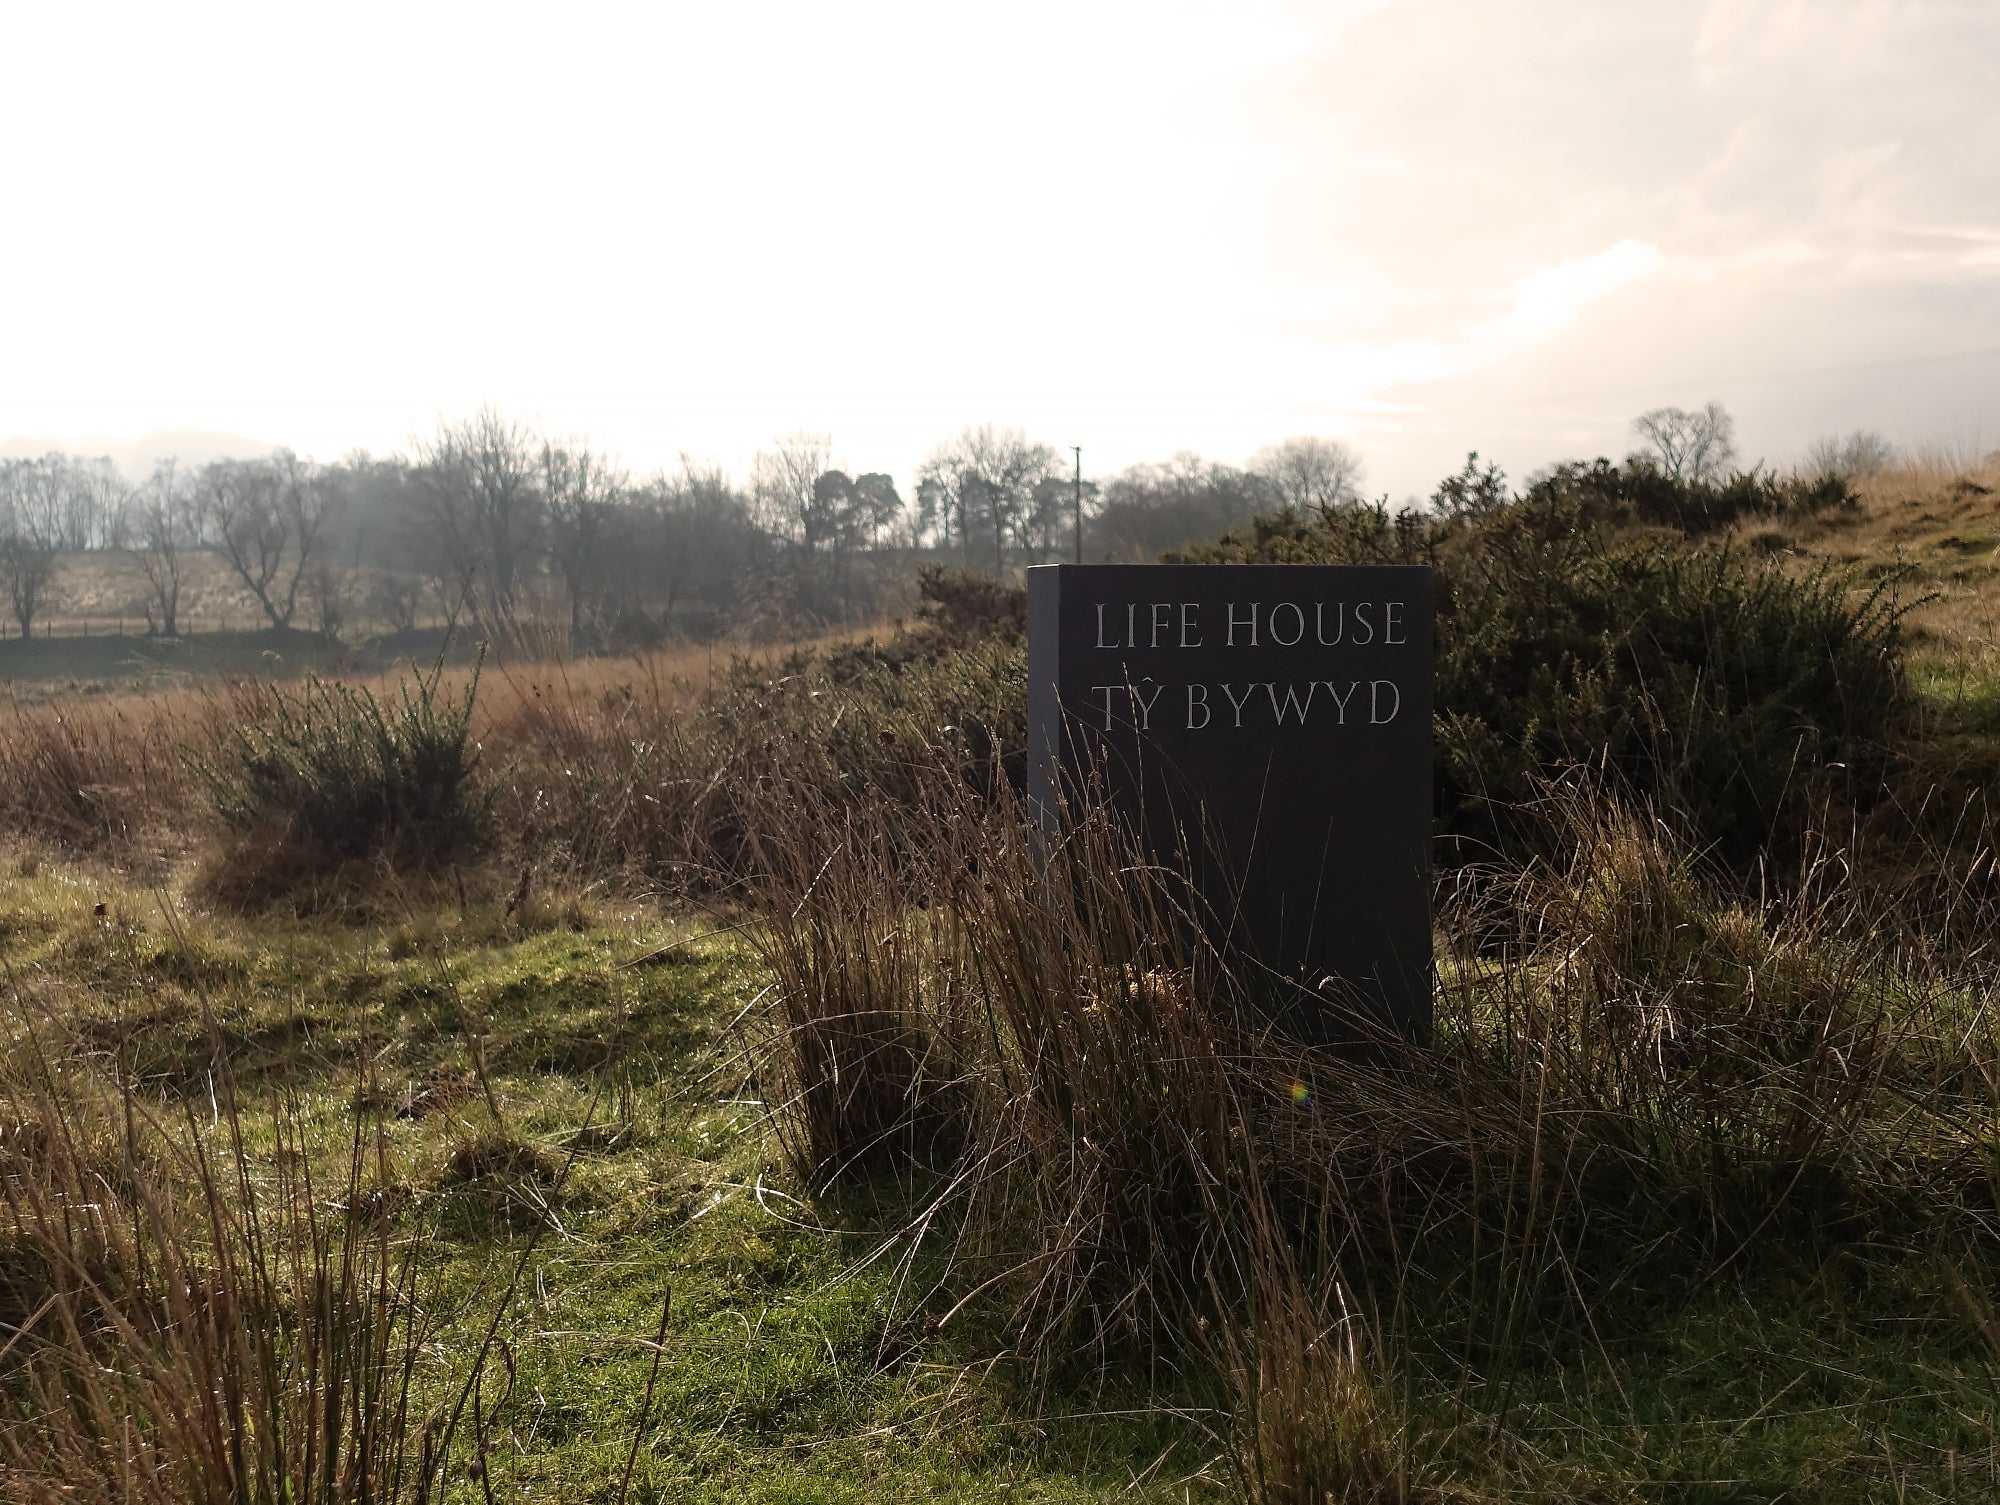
(0, 428, 279, 479)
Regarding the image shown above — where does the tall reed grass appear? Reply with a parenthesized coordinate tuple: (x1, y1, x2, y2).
(0, 684, 264, 852)
(742, 753, 2000, 1490)
(489, 636, 1023, 892)
(0, 974, 540, 1503)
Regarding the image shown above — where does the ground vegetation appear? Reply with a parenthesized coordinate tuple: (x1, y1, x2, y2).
(2, 438, 1999, 1500)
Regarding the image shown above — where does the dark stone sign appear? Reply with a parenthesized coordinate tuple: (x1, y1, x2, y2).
(1027, 563, 1433, 1040)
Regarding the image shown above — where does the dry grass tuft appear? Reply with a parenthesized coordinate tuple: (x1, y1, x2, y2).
(1215, 1253, 1414, 1505)
(0, 682, 260, 854)
(0, 634, 856, 874)
(0, 1014, 443, 1503)
(741, 749, 2000, 1496)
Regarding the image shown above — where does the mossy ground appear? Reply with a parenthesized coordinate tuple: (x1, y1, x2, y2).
(3, 855, 1996, 1501)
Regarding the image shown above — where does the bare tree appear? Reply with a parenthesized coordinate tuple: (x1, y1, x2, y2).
(750, 435, 911, 615)
(368, 570, 427, 634)
(911, 475, 952, 554)
(1249, 436, 1365, 519)
(331, 453, 452, 633)
(0, 458, 67, 637)
(412, 408, 543, 630)
(639, 460, 765, 633)
(1092, 453, 1270, 560)
(915, 426, 1059, 573)
(1632, 401, 1738, 484)
(303, 557, 354, 642)
(199, 450, 335, 630)
(750, 433, 835, 552)
(60, 456, 126, 551)
(1803, 430, 1897, 481)
(130, 460, 197, 637)
(0, 453, 126, 553)
(0, 536, 59, 639)
(542, 441, 627, 642)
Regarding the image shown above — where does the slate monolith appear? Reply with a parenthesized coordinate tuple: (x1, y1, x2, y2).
(1028, 563, 1433, 1040)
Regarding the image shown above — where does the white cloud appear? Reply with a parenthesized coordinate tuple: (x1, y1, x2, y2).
(0, 0, 1994, 496)
(1483, 240, 1669, 345)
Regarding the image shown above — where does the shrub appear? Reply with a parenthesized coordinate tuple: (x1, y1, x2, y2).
(1177, 465, 1909, 872)
(1439, 518, 1907, 869)
(1533, 455, 1853, 534)
(193, 658, 487, 872)
(900, 563, 1027, 651)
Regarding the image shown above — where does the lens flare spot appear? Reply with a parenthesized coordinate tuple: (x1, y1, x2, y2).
(1290, 1079, 1311, 1106)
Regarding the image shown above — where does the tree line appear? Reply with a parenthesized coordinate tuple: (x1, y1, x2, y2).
(3, 398, 1898, 647)
(0, 412, 1367, 645)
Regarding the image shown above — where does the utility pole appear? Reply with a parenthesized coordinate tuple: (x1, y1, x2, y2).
(1072, 446, 1083, 563)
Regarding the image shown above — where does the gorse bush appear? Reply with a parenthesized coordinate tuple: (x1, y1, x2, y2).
(193, 658, 487, 871)
(886, 562, 1028, 654)
(1178, 459, 1910, 872)
(1439, 513, 1907, 869)
(1533, 453, 1854, 534)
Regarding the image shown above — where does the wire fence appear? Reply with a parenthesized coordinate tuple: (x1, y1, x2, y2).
(0, 615, 453, 642)
(0, 617, 253, 640)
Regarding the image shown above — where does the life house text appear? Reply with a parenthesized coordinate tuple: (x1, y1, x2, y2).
(1088, 597, 1411, 732)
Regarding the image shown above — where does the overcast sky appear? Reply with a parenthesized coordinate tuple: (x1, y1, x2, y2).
(2, 0, 1995, 499)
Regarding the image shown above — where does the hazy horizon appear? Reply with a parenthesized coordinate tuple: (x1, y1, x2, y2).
(4, 0, 1995, 501)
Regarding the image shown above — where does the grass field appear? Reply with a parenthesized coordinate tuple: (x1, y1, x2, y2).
(3, 456, 2000, 1502)
(1744, 459, 2000, 715)
(9, 851, 1999, 1502)
(0, 865, 1217, 1502)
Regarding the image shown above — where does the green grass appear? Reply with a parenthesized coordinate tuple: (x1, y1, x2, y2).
(0, 862, 1217, 1502)
(3, 857, 1996, 1501)
(1909, 653, 2000, 737)
(1377, 1251, 2000, 1498)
